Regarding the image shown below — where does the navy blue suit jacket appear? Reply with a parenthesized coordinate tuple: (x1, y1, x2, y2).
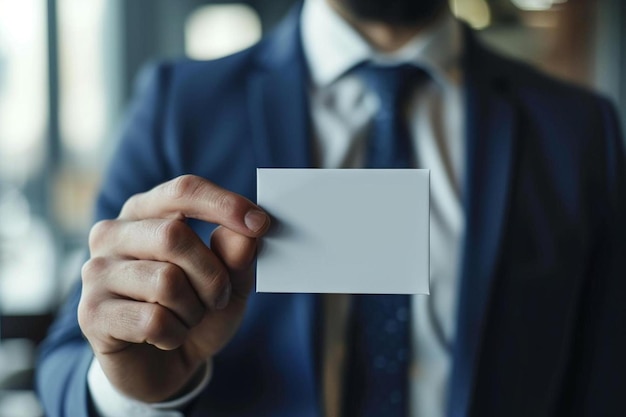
(36, 8, 626, 417)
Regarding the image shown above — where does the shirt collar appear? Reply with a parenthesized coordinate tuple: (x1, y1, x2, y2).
(300, 0, 463, 88)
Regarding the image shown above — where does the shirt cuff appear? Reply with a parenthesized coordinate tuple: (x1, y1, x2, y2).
(87, 356, 211, 417)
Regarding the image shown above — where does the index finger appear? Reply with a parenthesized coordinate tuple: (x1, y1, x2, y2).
(118, 175, 270, 237)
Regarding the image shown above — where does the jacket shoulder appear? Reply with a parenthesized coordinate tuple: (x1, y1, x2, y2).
(475, 37, 609, 107)
(139, 44, 263, 100)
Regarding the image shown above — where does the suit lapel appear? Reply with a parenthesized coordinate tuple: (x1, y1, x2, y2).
(448, 30, 519, 417)
(247, 6, 312, 169)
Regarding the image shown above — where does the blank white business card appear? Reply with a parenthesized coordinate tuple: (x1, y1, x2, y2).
(256, 169, 430, 294)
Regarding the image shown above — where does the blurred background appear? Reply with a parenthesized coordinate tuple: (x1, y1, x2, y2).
(0, 0, 623, 415)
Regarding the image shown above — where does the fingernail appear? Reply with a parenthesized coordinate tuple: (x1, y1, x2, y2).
(215, 281, 231, 310)
(244, 210, 268, 233)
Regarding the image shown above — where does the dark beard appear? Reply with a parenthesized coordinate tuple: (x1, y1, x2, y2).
(338, 0, 446, 26)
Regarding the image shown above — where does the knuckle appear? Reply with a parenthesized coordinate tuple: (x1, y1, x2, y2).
(88, 220, 115, 249)
(153, 264, 185, 302)
(156, 220, 192, 254)
(167, 175, 202, 201)
(77, 296, 99, 335)
(119, 192, 142, 217)
(208, 259, 229, 282)
(152, 266, 206, 326)
(143, 305, 170, 342)
(81, 257, 108, 283)
(205, 263, 230, 297)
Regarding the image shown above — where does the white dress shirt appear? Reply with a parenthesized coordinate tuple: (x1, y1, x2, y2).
(88, 1, 466, 416)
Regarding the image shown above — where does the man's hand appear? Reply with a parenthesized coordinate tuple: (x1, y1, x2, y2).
(78, 175, 270, 403)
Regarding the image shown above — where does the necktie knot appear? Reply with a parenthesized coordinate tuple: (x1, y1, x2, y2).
(355, 63, 426, 110)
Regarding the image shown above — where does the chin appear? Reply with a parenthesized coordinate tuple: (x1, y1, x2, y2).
(339, 0, 447, 25)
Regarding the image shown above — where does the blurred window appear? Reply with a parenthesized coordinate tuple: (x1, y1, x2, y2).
(0, 0, 48, 183)
(58, 0, 108, 162)
(511, 0, 568, 11)
(0, 186, 56, 314)
(185, 4, 262, 60)
(55, 0, 108, 237)
(450, 0, 491, 29)
(0, 0, 56, 317)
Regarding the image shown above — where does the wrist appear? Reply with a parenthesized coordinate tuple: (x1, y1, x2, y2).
(155, 361, 212, 407)
(87, 357, 212, 417)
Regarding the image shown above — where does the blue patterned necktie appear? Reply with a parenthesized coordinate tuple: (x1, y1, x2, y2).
(344, 63, 425, 417)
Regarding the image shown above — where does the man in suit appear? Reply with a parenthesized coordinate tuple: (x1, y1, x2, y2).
(36, 0, 626, 416)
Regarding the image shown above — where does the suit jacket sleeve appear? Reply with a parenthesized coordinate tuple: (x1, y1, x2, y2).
(35, 62, 177, 417)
